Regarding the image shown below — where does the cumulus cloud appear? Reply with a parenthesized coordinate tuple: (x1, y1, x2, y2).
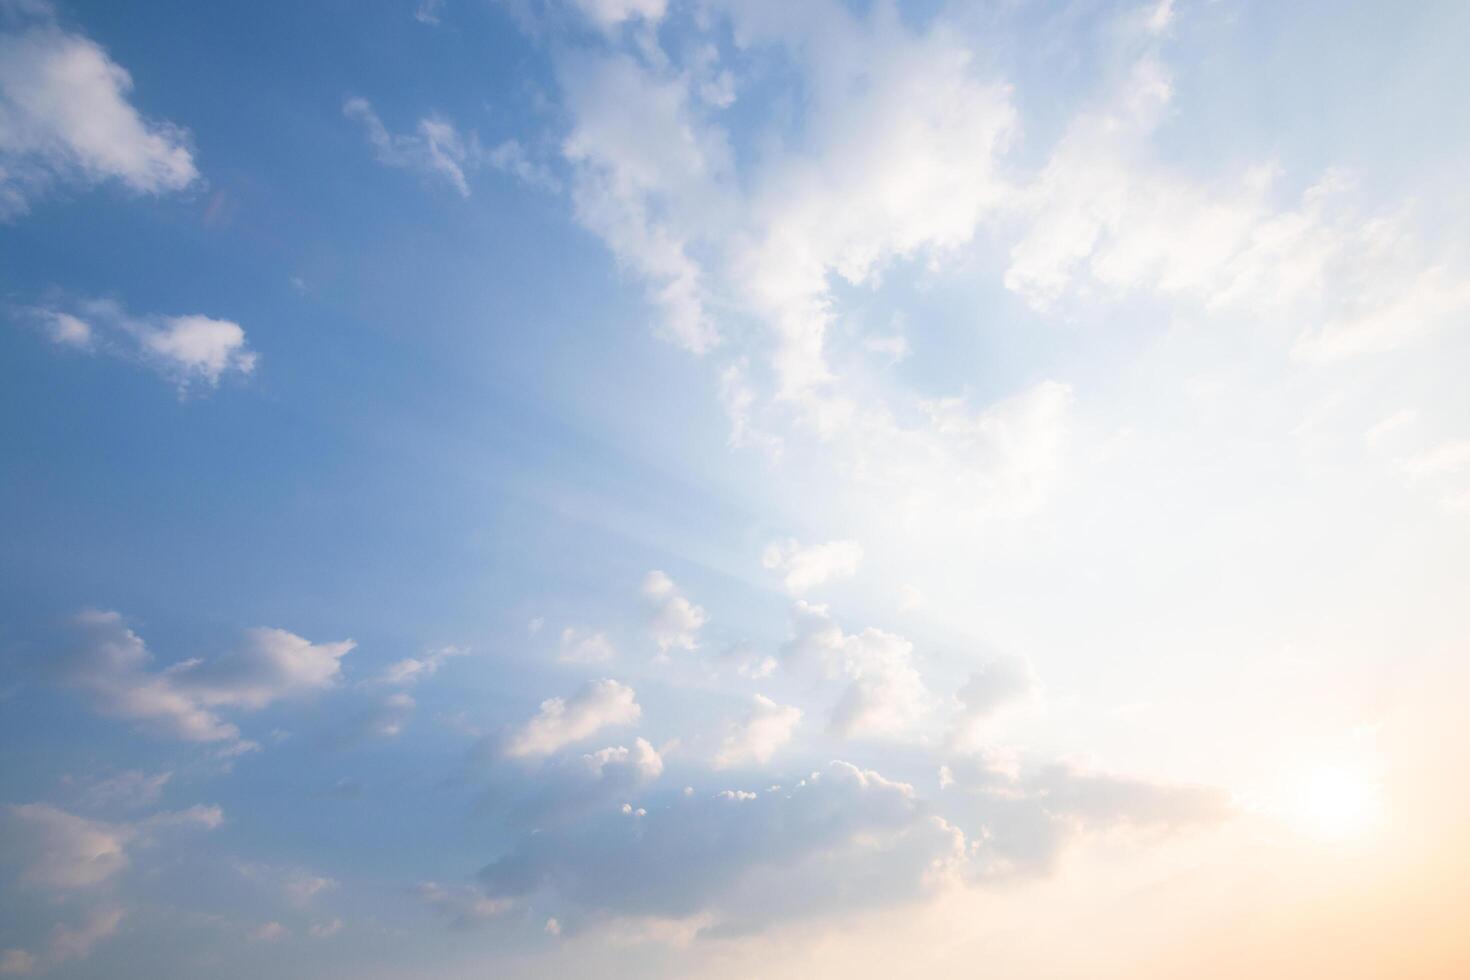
(761, 539, 863, 594)
(783, 602, 929, 739)
(503, 679, 641, 758)
(29, 299, 256, 389)
(0, 801, 221, 892)
(641, 571, 706, 653)
(0, 3, 197, 218)
(478, 760, 962, 935)
(504, 737, 664, 829)
(712, 695, 800, 769)
(55, 609, 353, 750)
(715, 641, 777, 680)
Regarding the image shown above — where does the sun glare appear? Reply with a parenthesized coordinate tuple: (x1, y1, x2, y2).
(1294, 764, 1384, 841)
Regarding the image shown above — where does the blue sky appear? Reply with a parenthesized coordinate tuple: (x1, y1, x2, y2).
(3, 0, 1470, 976)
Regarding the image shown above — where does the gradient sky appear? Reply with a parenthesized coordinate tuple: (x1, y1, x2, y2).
(2, 0, 1469, 976)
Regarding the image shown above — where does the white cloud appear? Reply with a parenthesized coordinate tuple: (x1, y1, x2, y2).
(783, 601, 930, 739)
(42, 310, 91, 348)
(252, 922, 288, 942)
(559, 627, 616, 664)
(308, 918, 344, 938)
(0, 801, 220, 892)
(559, 50, 727, 353)
(378, 645, 469, 686)
(133, 314, 257, 385)
(761, 538, 863, 594)
(941, 757, 1229, 879)
(284, 871, 337, 907)
(1, 804, 129, 890)
(501, 737, 664, 829)
(345, 97, 554, 198)
(719, 361, 782, 455)
(571, 0, 667, 30)
(477, 760, 962, 934)
(716, 641, 777, 680)
(0, 5, 197, 218)
(503, 679, 641, 758)
(345, 97, 476, 196)
(712, 694, 801, 769)
(31, 300, 257, 389)
(641, 571, 706, 653)
(57, 609, 353, 749)
(1004, 53, 1470, 360)
(549, 10, 1083, 533)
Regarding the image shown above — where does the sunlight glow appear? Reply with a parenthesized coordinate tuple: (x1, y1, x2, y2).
(1293, 765, 1384, 841)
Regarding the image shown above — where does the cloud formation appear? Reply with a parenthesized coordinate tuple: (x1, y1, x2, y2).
(0, 800, 221, 892)
(478, 761, 961, 935)
(642, 571, 706, 653)
(56, 609, 353, 749)
(31, 299, 256, 389)
(503, 679, 642, 758)
(712, 695, 800, 769)
(345, 97, 556, 197)
(783, 601, 929, 739)
(0, 2, 197, 218)
(949, 656, 1040, 749)
(761, 539, 863, 594)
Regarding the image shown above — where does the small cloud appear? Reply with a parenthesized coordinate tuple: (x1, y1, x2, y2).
(559, 628, 616, 664)
(252, 922, 288, 942)
(762, 539, 863, 594)
(27, 301, 256, 391)
(713, 695, 801, 769)
(642, 572, 706, 653)
(503, 679, 641, 758)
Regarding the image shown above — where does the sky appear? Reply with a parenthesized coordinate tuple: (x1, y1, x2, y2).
(1, 0, 1469, 976)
